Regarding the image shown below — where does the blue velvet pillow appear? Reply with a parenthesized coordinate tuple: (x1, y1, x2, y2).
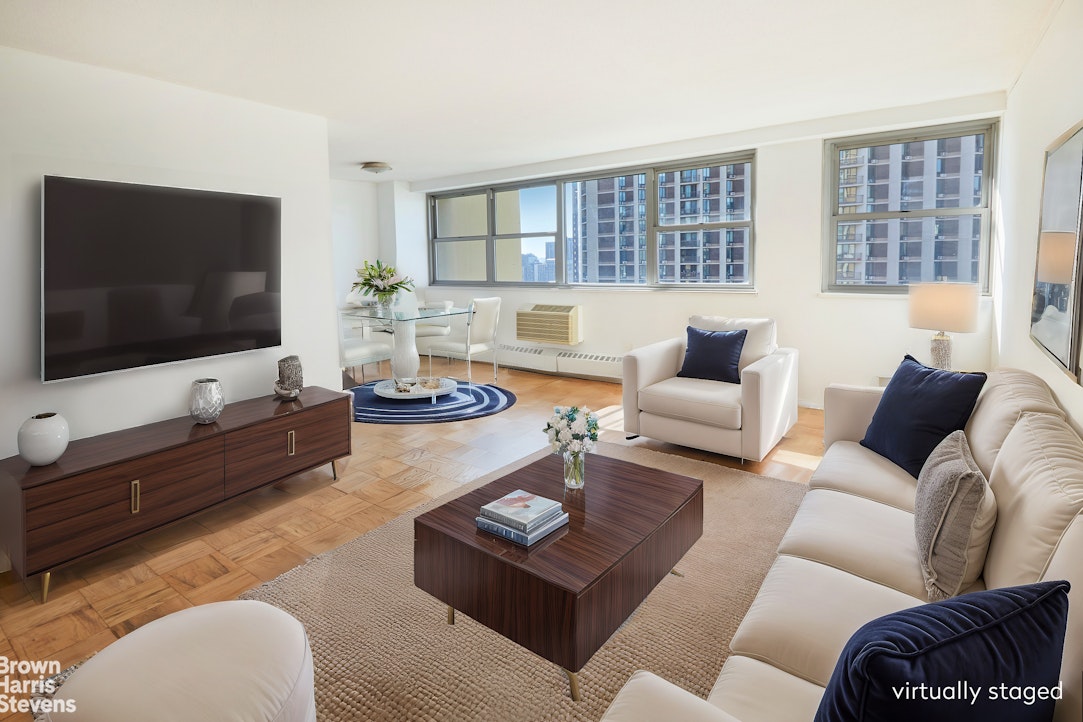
(860, 355, 987, 478)
(814, 581, 1070, 722)
(676, 326, 747, 384)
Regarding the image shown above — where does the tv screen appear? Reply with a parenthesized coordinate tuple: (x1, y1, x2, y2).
(42, 176, 282, 382)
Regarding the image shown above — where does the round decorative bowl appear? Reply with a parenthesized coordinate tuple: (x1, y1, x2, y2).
(274, 381, 301, 400)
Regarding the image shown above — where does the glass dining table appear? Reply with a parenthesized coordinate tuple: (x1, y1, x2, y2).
(340, 302, 471, 392)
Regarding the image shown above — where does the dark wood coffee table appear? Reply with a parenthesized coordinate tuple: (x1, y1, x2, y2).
(413, 452, 703, 700)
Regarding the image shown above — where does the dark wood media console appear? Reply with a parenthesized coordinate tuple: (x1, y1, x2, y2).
(0, 386, 352, 602)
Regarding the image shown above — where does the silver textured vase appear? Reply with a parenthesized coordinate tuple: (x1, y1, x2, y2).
(277, 355, 303, 392)
(189, 378, 224, 424)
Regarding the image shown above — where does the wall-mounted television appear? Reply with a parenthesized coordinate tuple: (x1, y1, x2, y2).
(42, 176, 282, 382)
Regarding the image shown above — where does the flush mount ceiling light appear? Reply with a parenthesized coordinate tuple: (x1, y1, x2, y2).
(360, 161, 392, 174)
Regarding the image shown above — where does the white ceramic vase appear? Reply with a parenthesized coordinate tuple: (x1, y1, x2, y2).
(17, 412, 70, 466)
(189, 378, 224, 424)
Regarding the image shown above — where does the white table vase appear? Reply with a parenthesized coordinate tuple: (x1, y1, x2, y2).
(18, 412, 70, 466)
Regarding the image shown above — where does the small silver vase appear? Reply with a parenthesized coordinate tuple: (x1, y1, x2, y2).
(189, 378, 224, 424)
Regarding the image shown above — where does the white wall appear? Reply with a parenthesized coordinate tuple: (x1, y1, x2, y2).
(331, 179, 380, 303)
(0, 46, 341, 458)
(375, 181, 429, 287)
(997, 0, 1083, 422)
(405, 99, 1001, 407)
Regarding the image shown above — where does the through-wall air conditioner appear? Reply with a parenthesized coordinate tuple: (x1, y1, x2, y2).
(515, 304, 584, 345)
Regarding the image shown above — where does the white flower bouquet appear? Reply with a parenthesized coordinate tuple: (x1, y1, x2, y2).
(545, 405, 599, 455)
(351, 259, 414, 306)
(544, 406, 599, 489)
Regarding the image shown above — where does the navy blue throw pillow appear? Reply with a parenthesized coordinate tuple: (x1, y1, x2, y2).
(860, 355, 987, 478)
(815, 581, 1070, 722)
(676, 326, 747, 384)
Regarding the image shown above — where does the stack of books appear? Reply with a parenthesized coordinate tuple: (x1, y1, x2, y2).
(476, 490, 569, 546)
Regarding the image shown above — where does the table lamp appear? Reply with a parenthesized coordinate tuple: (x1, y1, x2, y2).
(908, 282, 979, 370)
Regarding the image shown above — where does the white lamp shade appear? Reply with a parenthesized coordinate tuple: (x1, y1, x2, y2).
(1036, 231, 1076, 285)
(908, 282, 979, 333)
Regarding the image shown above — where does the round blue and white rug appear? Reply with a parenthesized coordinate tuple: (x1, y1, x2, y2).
(350, 381, 517, 424)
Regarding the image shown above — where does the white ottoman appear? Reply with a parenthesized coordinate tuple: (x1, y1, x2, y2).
(46, 600, 316, 722)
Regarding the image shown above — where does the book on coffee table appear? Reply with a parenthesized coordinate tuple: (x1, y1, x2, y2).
(479, 489, 563, 532)
(476, 511, 570, 546)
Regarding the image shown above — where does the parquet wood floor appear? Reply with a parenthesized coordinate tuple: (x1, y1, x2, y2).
(0, 362, 823, 720)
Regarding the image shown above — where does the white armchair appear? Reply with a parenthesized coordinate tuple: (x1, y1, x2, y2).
(622, 316, 798, 462)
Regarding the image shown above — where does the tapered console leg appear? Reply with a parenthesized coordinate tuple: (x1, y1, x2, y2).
(563, 668, 581, 701)
(447, 606, 455, 625)
(41, 571, 51, 603)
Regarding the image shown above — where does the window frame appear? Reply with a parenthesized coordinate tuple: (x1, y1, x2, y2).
(653, 156, 755, 287)
(427, 151, 756, 289)
(429, 182, 562, 286)
(821, 120, 997, 293)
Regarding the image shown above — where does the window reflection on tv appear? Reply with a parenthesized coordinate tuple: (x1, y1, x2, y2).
(41, 176, 282, 382)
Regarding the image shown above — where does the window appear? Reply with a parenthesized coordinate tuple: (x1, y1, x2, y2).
(565, 173, 649, 284)
(430, 152, 754, 287)
(823, 121, 995, 291)
(431, 184, 558, 283)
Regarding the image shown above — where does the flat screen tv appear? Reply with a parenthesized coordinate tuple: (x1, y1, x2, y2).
(42, 176, 282, 382)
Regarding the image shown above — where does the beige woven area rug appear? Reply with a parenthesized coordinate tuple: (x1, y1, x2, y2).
(240, 442, 807, 721)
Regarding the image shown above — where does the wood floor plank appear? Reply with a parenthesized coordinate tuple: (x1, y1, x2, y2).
(294, 523, 359, 556)
(145, 540, 220, 576)
(217, 529, 289, 566)
(8, 605, 107, 661)
(318, 493, 375, 522)
(201, 518, 269, 552)
(177, 569, 260, 606)
(109, 593, 191, 638)
(271, 509, 337, 543)
(89, 577, 183, 628)
(161, 553, 238, 594)
(242, 543, 311, 583)
(79, 564, 159, 607)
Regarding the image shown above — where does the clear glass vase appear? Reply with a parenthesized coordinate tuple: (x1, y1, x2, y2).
(376, 292, 397, 315)
(563, 450, 585, 489)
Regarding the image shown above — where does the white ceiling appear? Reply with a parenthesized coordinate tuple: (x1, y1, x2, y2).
(0, 0, 1058, 184)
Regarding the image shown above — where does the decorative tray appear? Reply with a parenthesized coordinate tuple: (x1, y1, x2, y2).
(373, 377, 457, 400)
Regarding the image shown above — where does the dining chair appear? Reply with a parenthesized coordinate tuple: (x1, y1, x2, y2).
(340, 322, 393, 384)
(427, 297, 501, 383)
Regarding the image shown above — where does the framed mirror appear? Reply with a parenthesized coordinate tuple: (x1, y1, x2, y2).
(1031, 122, 1083, 376)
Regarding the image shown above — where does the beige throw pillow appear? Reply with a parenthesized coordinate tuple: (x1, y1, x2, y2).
(914, 430, 997, 600)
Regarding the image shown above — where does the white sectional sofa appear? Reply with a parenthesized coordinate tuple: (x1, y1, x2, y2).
(602, 368, 1083, 722)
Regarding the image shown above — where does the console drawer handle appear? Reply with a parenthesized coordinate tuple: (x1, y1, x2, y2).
(130, 480, 141, 514)
(287, 430, 296, 456)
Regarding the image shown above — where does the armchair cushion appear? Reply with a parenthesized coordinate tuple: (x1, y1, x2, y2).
(640, 377, 743, 429)
(860, 355, 987, 478)
(677, 326, 746, 383)
(814, 580, 1070, 722)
